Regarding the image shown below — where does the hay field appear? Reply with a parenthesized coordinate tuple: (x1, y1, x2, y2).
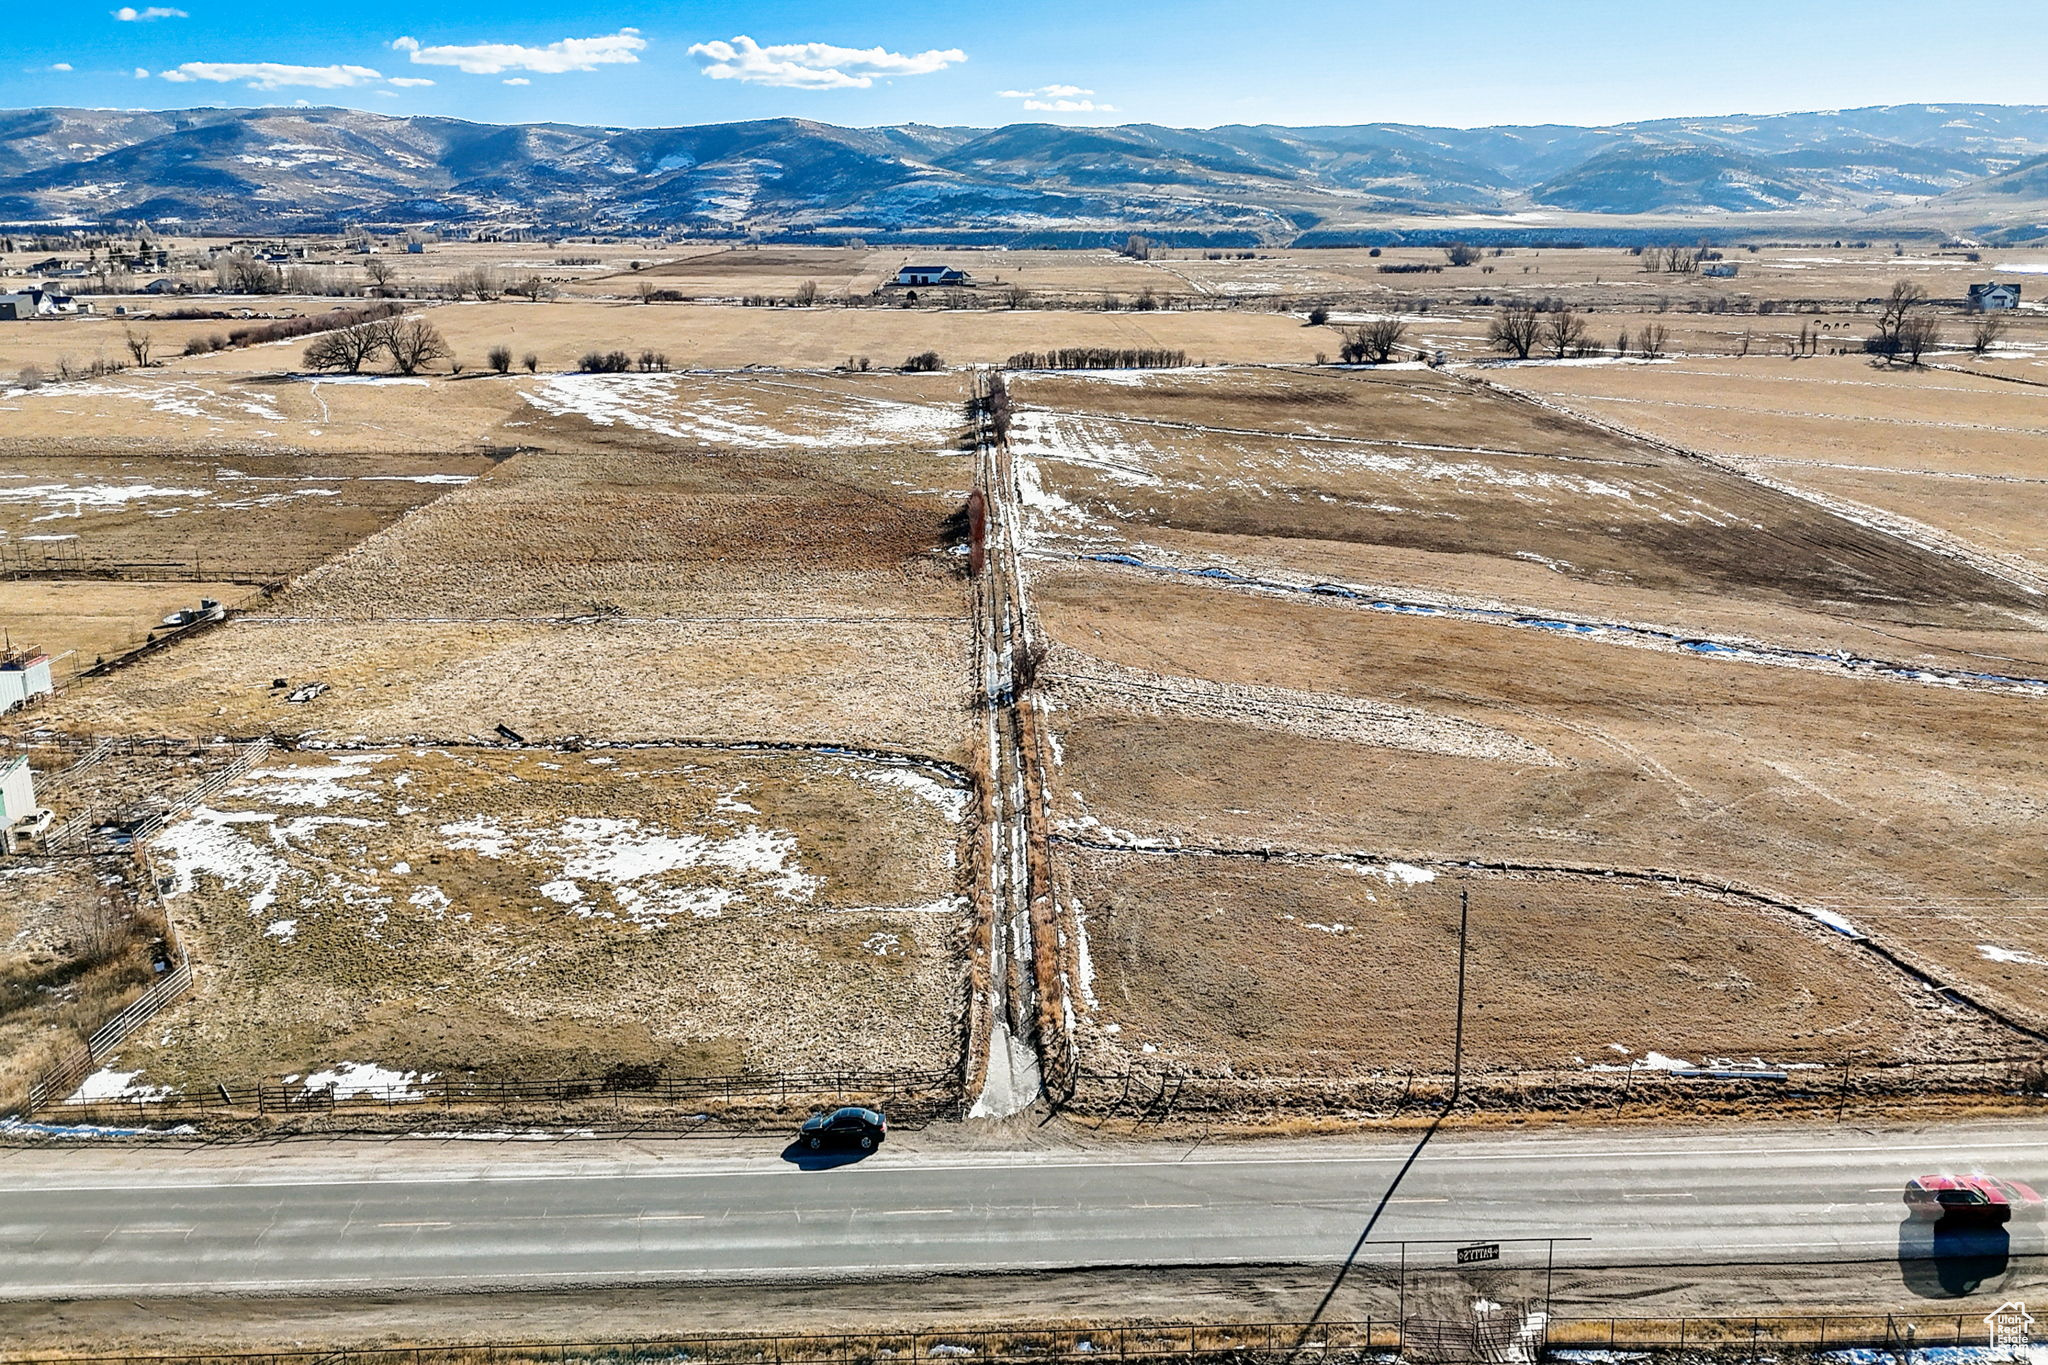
(1486, 355, 2048, 581)
(1068, 852, 2003, 1080)
(1033, 563, 2048, 1037)
(56, 618, 970, 756)
(410, 300, 1329, 372)
(0, 367, 528, 455)
(88, 745, 969, 1091)
(282, 373, 974, 620)
(0, 449, 494, 578)
(1009, 366, 2048, 669)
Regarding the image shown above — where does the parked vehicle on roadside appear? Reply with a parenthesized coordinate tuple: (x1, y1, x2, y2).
(799, 1106, 886, 1151)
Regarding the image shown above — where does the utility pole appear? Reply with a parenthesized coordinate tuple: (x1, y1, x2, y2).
(1451, 888, 1470, 1105)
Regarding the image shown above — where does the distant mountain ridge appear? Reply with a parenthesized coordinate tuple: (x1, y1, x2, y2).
(4, 103, 2047, 241)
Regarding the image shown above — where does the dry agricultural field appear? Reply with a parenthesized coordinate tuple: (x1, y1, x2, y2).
(2, 240, 2046, 1127)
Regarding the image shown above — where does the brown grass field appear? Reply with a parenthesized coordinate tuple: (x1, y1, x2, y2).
(91, 745, 969, 1093)
(0, 579, 262, 674)
(5, 240, 2048, 1118)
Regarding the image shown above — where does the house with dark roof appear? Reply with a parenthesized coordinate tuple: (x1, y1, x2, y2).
(1969, 282, 2022, 311)
(893, 263, 971, 287)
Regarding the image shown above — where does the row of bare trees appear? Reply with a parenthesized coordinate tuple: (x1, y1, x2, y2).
(303, 316, 451, 375)
(1487, 304, 1605, 359)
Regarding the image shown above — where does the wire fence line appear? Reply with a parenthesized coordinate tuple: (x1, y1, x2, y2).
(1067, 1050, 2048, 1123)
(22, 1065, 965, 1125)
(7, 1311, 2033, 1365)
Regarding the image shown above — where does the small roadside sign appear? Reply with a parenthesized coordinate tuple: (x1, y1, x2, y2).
(1457, 1242, 1501, 1265)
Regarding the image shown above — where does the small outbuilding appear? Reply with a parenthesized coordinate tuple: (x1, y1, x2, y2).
(0, 649, 53, 712)
(1701, 261, 1740, 278)
(0, 753, 49, 853)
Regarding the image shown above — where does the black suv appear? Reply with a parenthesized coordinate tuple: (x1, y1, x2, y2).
(799, 1106, 887, 1151)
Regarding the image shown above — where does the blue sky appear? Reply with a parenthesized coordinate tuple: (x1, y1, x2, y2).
(13, 1, 2048, 131)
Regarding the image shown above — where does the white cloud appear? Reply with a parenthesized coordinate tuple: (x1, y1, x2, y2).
(999, 84, 1092, 99)
(688, 35, 964, 90)
(48, 62, 74, 73)
(503, 77, 530, 86)
(113, 6, 187, 19)
(390, 30, 644, 76)
(132, 67, 151, 79)
(999, 84, 1115, 113)
(160, 62, 388, 90)
(387, 76, 435, 88)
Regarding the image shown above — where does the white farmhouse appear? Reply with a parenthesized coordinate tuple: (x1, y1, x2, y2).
(0, 284, 83, 321)
(1968, 282, 2022, 311)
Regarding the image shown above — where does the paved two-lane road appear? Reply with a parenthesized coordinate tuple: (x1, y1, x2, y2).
(1, 1120, 2043, 1299)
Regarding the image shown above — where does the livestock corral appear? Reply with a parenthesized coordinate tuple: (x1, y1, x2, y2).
(1, 240, 2046, 1132)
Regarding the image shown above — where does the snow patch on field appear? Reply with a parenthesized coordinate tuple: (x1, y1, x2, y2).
(522, 375, 958, 449)
(66, 1068, 174, 1104)
(848, 766, 970, 821)
(1978, 943, 2048, 966)
(235, 756, 388, 809)
(440, 814, 818, 924)
(0, 480, 211, 519)
(294, 1061, 430, 1101)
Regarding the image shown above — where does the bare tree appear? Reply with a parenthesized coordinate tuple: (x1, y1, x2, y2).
(375, 316, 451, 376)
(303, 324, 387, 374)
(1488, 303, 1542, 359)
(1541, 308, 1590, 359)
(793, 280, 820, 306)
(522, 352, 540, 374)
(1894, 314, 1942, 366)
(364, 257, 399, 293)
(506, 273, 560, 303)
(1970, 312, 2009, 356)
(1635, 323, 1670, 359)
(449, 266, 503, 301)
(487, 344, 513, 375)
(1340, 317, 1408, 364)
(122, 327, 154, 368)
(1868, 280, 1928, 360)
(1444, 242, 1482, 267)
(213, 251, 283, 295)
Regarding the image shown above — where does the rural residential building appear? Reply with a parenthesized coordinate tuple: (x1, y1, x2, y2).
(139, 277, 194, 295)
(0, 285, 80, 320)
(0, 650, 53, 712)
(1969, 282, 2022, 310)
(1701, 261, 1740, 277)
(893, 263, 971, 287)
